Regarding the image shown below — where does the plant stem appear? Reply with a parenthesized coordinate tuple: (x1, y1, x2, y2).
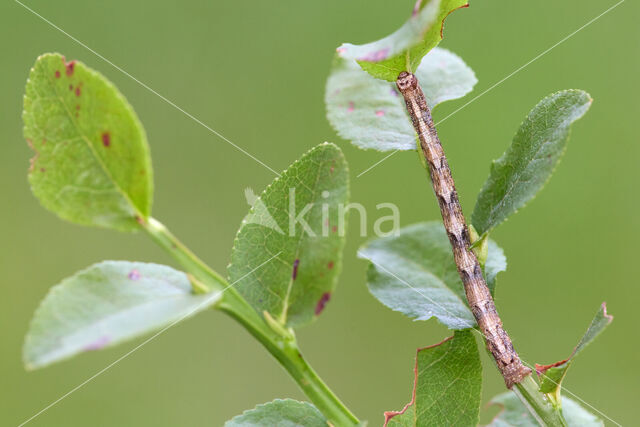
(141, 217, 359, 426)
(514, 375, 568, 427)
(219, 291, 360, 426)
(143, 217, 228, 292)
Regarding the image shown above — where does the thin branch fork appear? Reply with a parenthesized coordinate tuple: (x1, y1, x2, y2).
(396, 71, 531, 388)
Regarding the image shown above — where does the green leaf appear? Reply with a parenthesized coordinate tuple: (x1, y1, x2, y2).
(228, 143, 349, 328)
(471, 90, 592, 235)
(24, 261, 219, 369)
(535, 303, 613, 400)
(358, 222, 506, 330)
(385, 330, 482, 426)
(226, 399, 327, 427)
(337, 0, 468, 82)
(326, 47, 476, 151)
(486, 392, 603, 427)
(23, 53, 153, 232)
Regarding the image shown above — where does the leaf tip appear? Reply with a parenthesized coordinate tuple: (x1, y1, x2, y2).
(64, 59, 76, 77)
(600, 301, 613, 323)
(439, 2, 470, 39)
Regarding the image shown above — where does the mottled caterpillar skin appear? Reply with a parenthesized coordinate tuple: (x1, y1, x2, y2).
(396, 71, 530, 388)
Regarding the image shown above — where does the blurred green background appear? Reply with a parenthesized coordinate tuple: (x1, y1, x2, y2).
(1, 0, 638, 425)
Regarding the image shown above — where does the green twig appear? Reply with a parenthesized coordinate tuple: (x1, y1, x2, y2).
(514, 375, 568, 426)
(141, 217, 359, 426)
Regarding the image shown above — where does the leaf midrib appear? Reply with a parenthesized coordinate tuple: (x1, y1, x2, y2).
(48, 64, 143, 220)
(374, 248, 470, 313)
(279, 157, 326, 324)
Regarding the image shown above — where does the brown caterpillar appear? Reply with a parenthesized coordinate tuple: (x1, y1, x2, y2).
(396, 71, 530, 388)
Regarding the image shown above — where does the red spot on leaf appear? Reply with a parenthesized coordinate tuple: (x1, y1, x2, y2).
(128, 269, 141, 281)
(54, 70, 61, 78)
(292, 259, 300, 280)
(75, 86, 81, 96)
(332, 225, 338, 233)
(375, 110, 385, 117)
(69, 84, 73, 91)
(327, 261, 334, 269)
(76, 105, 80, 110)
(101, 132, 111, 147)
(347, 101, 354, 113)
(315, 292, 331, 315)
(65, 60, 76, 76)
(40, 167, 46, 173)
(84, 336, 110, 351)
(357, 48, 389, 62)
(412, 0, 422, 16)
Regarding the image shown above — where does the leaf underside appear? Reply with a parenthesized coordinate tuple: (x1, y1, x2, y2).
(337, 0, 469, 82)
(359, 221, 506, 330)
(326, 47, 476, 152)
(472, 90, 592, 235)
(385, 330, 482, 426)
(225, 399, 326, 427)
(24, 261, 218, 369)
(228, 143, 349, 328)
(23, 53, 153, 232)
(486, 392, 603, 427)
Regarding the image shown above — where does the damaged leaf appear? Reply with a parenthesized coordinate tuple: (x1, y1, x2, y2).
(535, 303, 613, 403)
(385, 330, 481, 426)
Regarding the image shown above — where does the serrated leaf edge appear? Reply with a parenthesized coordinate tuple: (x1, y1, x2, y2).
(472, 89, 592, 235)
